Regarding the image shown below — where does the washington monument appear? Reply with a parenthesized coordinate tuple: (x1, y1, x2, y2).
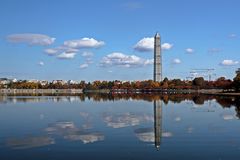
(154, 32, 162, 82)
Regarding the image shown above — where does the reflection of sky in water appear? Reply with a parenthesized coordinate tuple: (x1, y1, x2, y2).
(6, 136, 55, 149)
(0, 96, 240, 160)
(45, 121, 104, 144)
(134, 128, 173, 143)
(103, 112, 153, 128)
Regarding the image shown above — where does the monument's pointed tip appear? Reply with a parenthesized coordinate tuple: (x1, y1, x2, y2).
(155, 145, 160, 151)
(155, 32, 160, 37)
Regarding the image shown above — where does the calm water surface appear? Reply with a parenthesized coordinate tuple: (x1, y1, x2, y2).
(0, 94, 240, 160)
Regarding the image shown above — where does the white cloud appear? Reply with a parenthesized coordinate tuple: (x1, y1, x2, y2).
(220, 59, 239, 66)
(185, 48, 194, 54)
(44, 48, 59, 55)
(64, 38, 105, 49)
(45, 37, 102, 59)
(144, 59, 154, 65)
(64, 48, 79, 53)
(44, 46, 79, 56)
(172, 58, 181, 64)
(134, 37, 173, 52)
(7, 33, 55, 46)
(38, 61, 44, 66)
(100, 52, 153, 68)
(79, 63, 89, 69)
(134, 37, 154, 52)
(162, 43, 173, 50)
(81, 51, 93, 57)
(57, 52, 76, 59)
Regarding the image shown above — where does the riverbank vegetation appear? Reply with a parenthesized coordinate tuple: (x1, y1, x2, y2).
(1, 69, 239, 92)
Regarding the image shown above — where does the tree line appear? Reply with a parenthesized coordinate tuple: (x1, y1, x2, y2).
(1, 70, 239, 92)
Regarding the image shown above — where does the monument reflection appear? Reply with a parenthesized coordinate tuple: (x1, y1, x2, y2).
(154, 100, 162, 150)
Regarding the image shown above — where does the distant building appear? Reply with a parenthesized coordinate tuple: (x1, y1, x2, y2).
(12, 78, 17, 83)
(39, 80, 48, 86)
(28, 79, 39, 83)
(52, 80, 67, 85)
(114, 80, 122, 85)
(0, 78, 17, 85)
(0, 79, 9, 85)
(68, 80, 78, 85)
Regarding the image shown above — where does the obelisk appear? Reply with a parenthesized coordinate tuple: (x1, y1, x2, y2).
(154, 32, 162, 82)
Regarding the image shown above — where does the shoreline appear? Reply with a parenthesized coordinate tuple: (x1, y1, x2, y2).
(203, 92, 240, 96)
(0, 89, 83, 95)
(0, 88, 239, 96)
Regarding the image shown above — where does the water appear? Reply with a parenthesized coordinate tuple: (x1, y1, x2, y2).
(0, 94, 240, 160)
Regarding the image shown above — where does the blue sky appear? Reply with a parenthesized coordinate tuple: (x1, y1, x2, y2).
(0, 0, 239, 81)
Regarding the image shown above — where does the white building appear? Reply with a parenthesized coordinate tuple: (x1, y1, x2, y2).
(68, 80, 78, 85)
(39, 80, 48, 86)
(28, 79, 39, 83)
(52, 80, 67, 85)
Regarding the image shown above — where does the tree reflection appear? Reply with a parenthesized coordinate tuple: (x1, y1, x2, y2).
(0, 93, 240, 118)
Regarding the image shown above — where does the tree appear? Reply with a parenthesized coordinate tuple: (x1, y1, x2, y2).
(107, 81, 114, 89)
(214, 77, 232, 89)
(163, 77, 168, 83)
(192, 77, 205, 88)
(171, 79, 182, 86)
(233, 70, 240, 92)
(162, 81, 168, 89)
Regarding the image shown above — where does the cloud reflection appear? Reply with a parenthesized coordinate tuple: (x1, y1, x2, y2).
(134, 128, 173, 143)
(162, 132, 173, 137)
(45, 121, 104, 144)
(6, 136, 54, 149)
(134, 128, 154, 142)
(0, 96, 84, 104)
(187, 127, 194, 133)
(103, 112, 153, 128)
(64, 132, 104, 144)
(223, 114, 236, 120)
(79, 112, 93, 129)
(174, 117, 181, 122)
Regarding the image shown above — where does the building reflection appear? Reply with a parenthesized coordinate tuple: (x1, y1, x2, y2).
(154, 100, 162, 150)
(133, 100, 163, 150)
